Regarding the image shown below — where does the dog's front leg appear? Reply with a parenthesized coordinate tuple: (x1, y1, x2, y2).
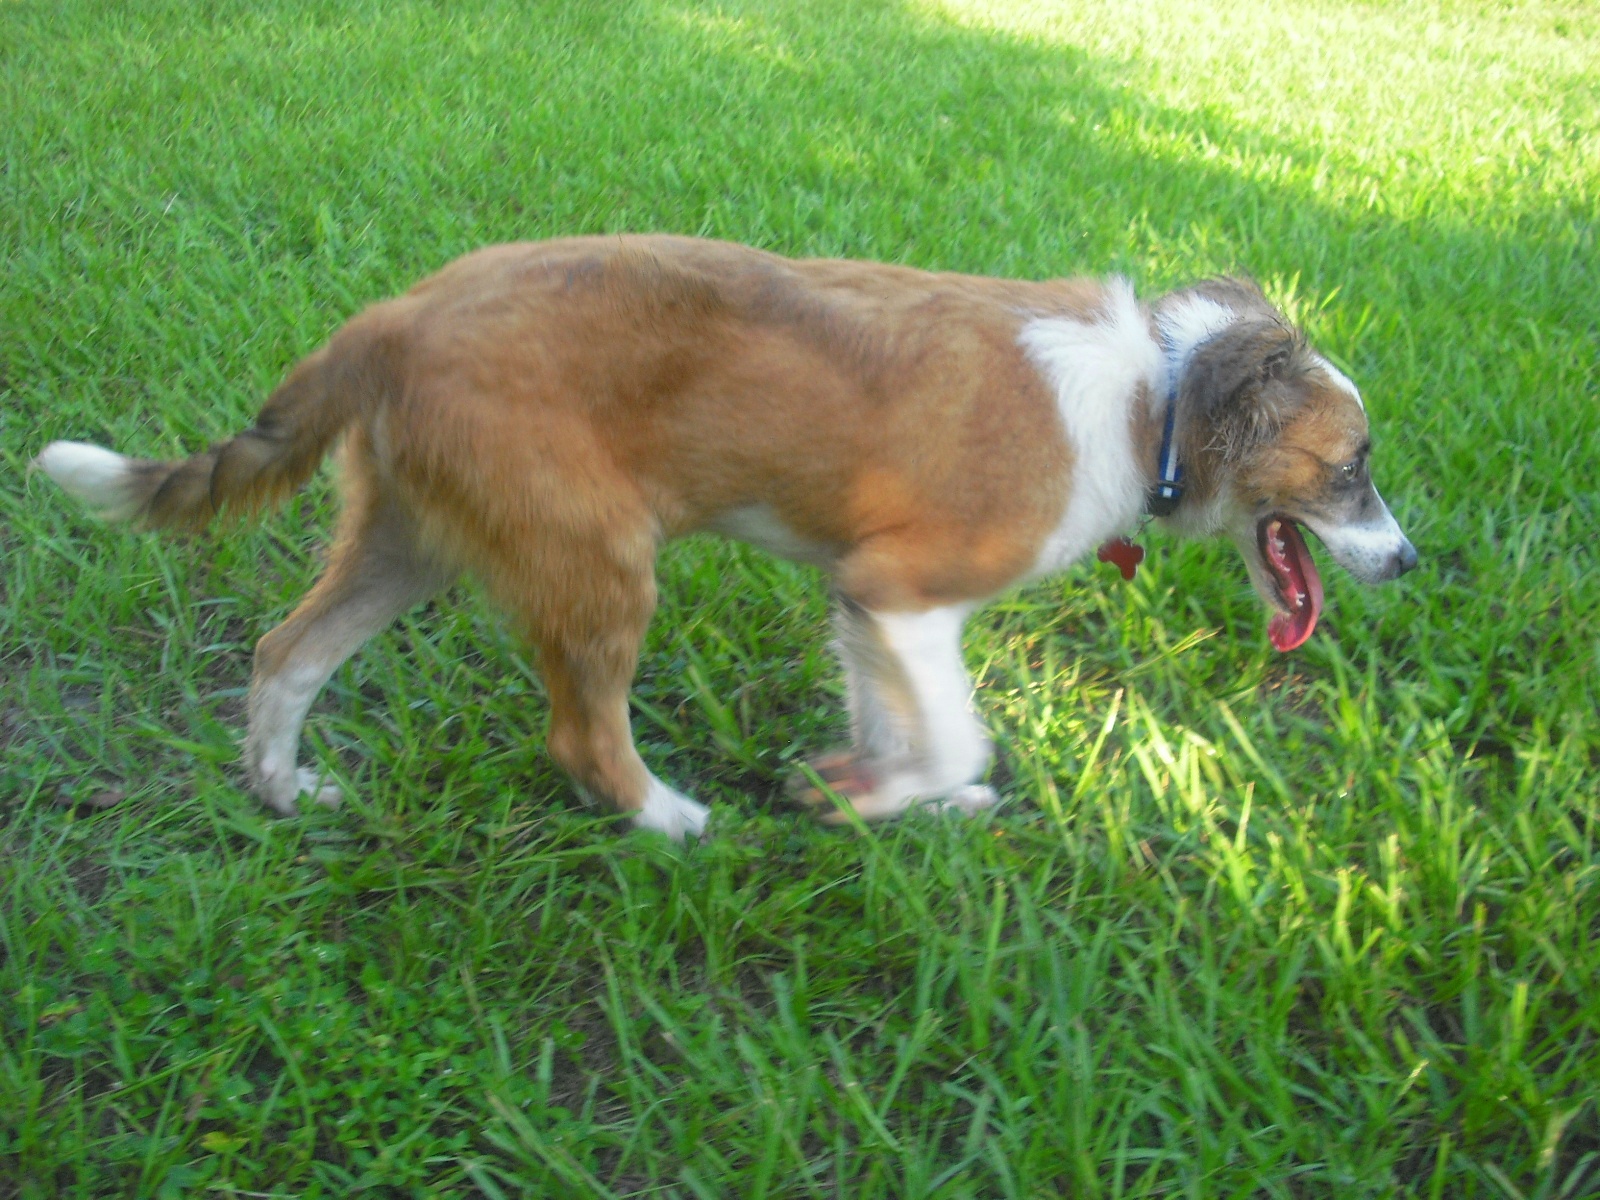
(792, 598, 999, 823)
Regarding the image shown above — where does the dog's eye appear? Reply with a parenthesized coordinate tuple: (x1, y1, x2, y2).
(1339, 459, 1361, 479)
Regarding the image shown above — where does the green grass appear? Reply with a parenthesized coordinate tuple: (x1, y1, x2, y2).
(2, 0, 1597, 1194)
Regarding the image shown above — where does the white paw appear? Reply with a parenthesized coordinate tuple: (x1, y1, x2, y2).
(256, 763, 341, 814)
(295, 767, 343, 809)
(632, 778, 711, 842)
(935, 784, 1002, 816)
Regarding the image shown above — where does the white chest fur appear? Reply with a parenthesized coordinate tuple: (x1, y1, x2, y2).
(1019, 280, 1161, 578)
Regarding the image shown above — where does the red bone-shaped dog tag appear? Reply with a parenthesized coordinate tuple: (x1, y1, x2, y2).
(1097, 537, 1145, 581)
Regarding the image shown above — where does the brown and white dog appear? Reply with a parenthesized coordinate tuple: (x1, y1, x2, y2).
(34, 235, 1416, 839)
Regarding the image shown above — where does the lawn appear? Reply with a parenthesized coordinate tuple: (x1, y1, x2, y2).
(2, 0, 1596, 1195)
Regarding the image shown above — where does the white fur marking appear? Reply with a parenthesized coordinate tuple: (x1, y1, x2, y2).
(874, 605, 990, 796)
(1314, 355, 1364, 408)
(1156, 296, 1236, 371)
(294, 767, 343, 808)
(939, 784, 1002, 815)
(249, 658, 346, 814)
(33, 441, 141, 521)
(633, 776, 710, 841)
(1306, 497, 1408, 582)
(1020, 280, 1161, 574)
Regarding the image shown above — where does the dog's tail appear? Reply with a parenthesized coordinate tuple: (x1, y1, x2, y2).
(33, 313, 398, 534)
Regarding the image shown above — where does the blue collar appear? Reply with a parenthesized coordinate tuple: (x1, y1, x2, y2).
(1146, 356, 1184, 517)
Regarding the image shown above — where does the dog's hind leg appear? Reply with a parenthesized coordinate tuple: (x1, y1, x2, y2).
(245, 474, 452, 813)
(795, 598, 997, 823)
(506, 526, 710, 842)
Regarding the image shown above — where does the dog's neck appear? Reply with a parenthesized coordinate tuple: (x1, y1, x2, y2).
(1146, 294, 1241, 518)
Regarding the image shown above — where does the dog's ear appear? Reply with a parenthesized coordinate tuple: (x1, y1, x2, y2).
(1179, 318, 1307, 461)
(1192, 275, 1269, 312)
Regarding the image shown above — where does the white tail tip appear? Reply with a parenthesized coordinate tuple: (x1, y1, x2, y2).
(33, 441, 142, 522)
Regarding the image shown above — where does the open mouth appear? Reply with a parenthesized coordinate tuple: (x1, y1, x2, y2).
(1257, 516, 1325, 651)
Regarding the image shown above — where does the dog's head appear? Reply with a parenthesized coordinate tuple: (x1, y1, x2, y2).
(1159, 280, 1417, 651)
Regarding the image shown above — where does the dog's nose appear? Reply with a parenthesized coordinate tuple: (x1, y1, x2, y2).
(1394, 538, 1418, 576)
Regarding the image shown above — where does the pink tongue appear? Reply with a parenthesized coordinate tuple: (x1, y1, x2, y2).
(1265, 519, 1324, 652)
